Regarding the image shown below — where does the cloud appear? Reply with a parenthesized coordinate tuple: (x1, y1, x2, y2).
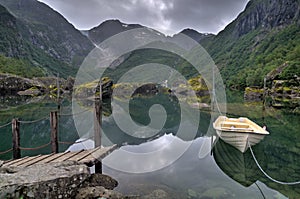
(38, 0, 249, 35)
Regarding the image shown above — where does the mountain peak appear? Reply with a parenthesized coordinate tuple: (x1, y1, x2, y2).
(88, 19, 144, 45)
(173, 28, 214, 43)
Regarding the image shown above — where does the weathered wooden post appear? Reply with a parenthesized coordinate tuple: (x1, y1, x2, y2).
(12, 118, 21, 159)
(263, 77, 267, 107)
(94, 80, 102, 173)
(50, 111, 58, 153)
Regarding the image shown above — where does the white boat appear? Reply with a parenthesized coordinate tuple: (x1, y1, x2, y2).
(213, 116, 269, 153)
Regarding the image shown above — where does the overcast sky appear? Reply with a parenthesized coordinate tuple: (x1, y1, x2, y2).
(38, 0, 249, 35)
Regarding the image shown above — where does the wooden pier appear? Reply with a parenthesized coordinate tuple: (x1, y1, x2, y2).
(3, 145, 117, 168)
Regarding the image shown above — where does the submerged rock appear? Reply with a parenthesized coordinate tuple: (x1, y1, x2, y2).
(76, 186, 124, 199)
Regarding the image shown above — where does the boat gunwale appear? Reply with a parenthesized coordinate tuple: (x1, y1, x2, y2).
(213, 116, 269, 135)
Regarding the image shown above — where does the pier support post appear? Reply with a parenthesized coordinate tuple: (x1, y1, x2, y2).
(94, 82, 102, 173)
(12, 118, 21, 159)
(50, 111, 58, 153)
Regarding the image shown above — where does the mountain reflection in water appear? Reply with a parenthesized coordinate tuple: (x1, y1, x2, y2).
(0, 91, 299, 198)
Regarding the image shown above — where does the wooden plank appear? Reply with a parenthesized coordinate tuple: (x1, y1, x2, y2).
(51, 150, 85, 162)
(4, 156, 29, 167)
(37, 151, 70, 164)
(2, 145, 117, 168)
(13, 155, 42, 167)
(69, 147, 101, 162)
(21, 154, 53, 167)
(79, 145, 117, 165)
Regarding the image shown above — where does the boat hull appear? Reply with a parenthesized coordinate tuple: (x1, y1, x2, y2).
(213, 116, 269, 153)
(216, 130, 266, 153)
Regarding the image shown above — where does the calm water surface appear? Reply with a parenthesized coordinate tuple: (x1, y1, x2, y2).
(0, 91, 299, 198)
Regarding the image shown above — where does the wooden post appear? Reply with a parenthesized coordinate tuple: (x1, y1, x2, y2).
(94, 81, 102, 173)
(50, 111, 58, 153)
(12, 119, 21, 159)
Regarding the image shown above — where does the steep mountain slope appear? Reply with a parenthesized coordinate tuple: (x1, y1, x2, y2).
(0, 0, 93, 64)
(201, 0, 300, 89)
(0, 4, 44, 77)
(0, 0, 93, 77)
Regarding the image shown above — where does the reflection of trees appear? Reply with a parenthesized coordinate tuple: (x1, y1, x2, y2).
(213, 134, 300, 198)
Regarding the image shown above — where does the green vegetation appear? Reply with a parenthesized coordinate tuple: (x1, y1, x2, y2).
(0, 55, 44, 77)
(202, 23, 300, 89)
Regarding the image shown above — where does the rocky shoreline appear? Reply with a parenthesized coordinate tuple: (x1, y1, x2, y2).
(0, 160, 179, 199)
(0, 161, 139, 199)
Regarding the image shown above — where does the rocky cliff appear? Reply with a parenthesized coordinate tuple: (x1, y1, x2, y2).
(233, 0, 300, 37)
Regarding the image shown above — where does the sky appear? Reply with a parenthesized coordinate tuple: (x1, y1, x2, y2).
(38, 0, 249, 35)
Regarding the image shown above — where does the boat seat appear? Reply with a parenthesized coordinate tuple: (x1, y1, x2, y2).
(222, 122, 250, 129)
(221, 126, 254, 131)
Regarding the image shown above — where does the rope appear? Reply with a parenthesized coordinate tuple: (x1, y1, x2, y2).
(58, 109, 90, 117)
(248, 141, 300, 185)
(19, 142, 51, 151)
(58, 141, 74, 145)
(254, 182, 266, 199)
(0, 148, 13, 155)
(19, 117, 49, 124)
(0, 122, 12, 129)
(58, 136, 94, 145)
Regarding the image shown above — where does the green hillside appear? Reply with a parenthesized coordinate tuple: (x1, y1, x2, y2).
(0, 0, 93, 78)
(201, 0, 300, 89)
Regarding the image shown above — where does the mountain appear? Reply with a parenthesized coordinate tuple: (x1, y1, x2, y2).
(201, 0, 300, 89)
(0, 0, 93, 78)
(87, 19, 144, 45)
(0, 4, 46, 77)
(174, 28, 214, 43)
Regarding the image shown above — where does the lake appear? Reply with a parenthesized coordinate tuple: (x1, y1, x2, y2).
(0, 91, 299, 198)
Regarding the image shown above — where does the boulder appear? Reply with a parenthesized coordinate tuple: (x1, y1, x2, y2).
(73, 77, 113, 99)
(80, 173, 118, 190)
(0, 161, 90, 199)
(0, 74, 42, 95)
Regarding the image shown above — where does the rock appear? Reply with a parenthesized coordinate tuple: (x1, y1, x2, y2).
(76, 186, 124, 199)
(17, 87, 41, 96)
(270, 79, 300, 109)
(133, 83, 159, 96)
(0, 161, 90, 199)
(200, 187, 230, 199)
(73, 77, 113, 99)
(0, 73, 42, 95)
(233, 0, 299, 37)
(0, 160, 3, 167)
(244, 87, 264, 101)
(64, 76, 75, 91)
(81, 173, 118, 190)
(187, 189, 198, 198)
(141, 189, 170, 199)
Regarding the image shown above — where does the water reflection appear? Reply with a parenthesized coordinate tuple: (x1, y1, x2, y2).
(0, 92, 300, 198)
(103, 136, 286, 198)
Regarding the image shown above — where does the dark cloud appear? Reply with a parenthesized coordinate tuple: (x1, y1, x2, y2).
(38, 0, 248, 35)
